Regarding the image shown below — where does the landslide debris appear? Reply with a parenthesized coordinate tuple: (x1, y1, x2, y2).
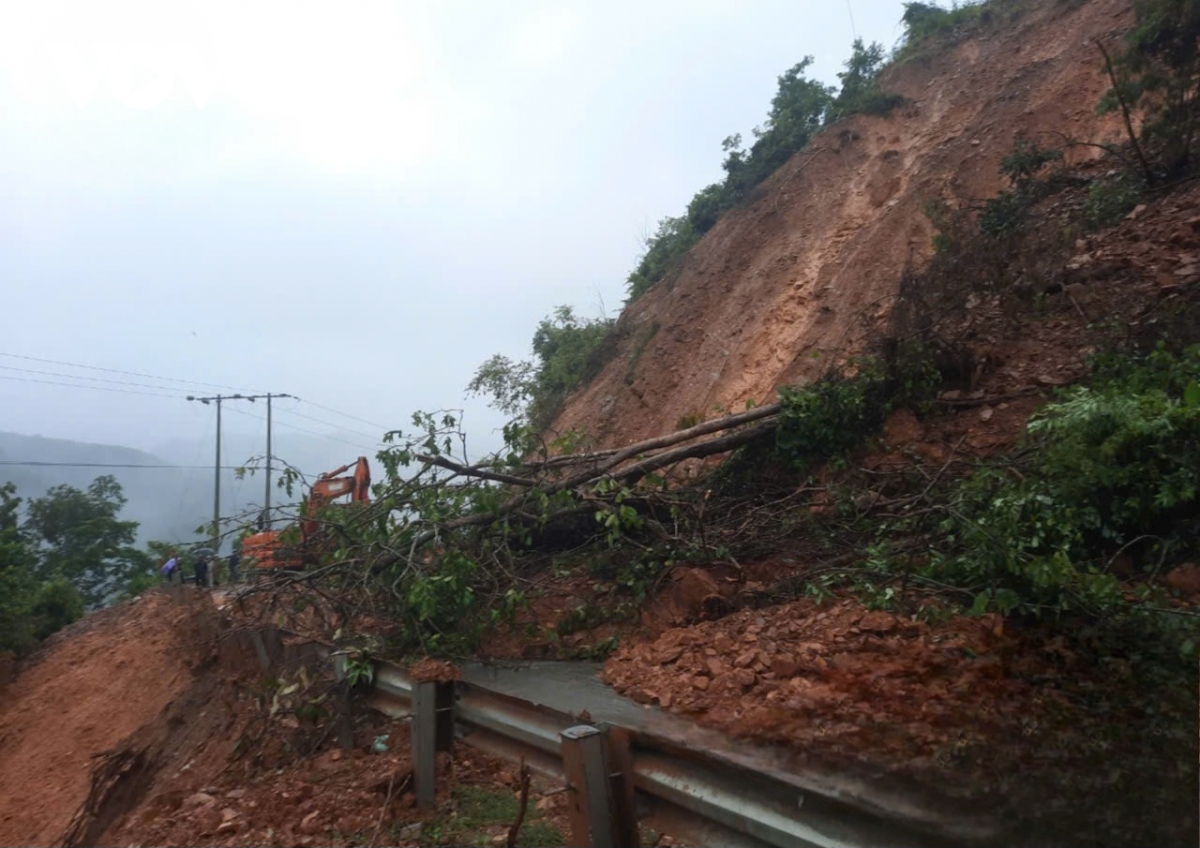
(0, 589, 572, 848)
(0, 591, 213, 846)
(552, 0, 1132, 449)
(601, 593, 1195, 848)
(596, 170, 1200, 848)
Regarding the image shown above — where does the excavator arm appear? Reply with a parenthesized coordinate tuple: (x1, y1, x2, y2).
(245, 456, 371, 570)
(302, 456, 371, 537)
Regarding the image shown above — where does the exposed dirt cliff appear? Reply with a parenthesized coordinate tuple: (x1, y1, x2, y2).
(552, 0, 1132, 448)
(0, 590, 572, 848)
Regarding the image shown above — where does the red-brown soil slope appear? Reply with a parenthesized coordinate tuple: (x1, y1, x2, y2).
(0, 592, 209, 846)
(553, 0, 1131, 448)
(0, 591, 573, 848)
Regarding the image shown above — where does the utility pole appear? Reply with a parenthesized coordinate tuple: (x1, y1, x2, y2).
(266, 394, 272, 525)
(214, 396, 221, 544)
(189, 394, 237, 549)
(188, 392, 289, 550)
(261, 393, 291, 529)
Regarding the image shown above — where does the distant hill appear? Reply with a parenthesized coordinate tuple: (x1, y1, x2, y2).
(2, 431, 248, 549)
(0, 429, 384, 551)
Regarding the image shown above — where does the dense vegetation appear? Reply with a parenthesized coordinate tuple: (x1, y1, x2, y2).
(298, 339, 1200, 662)
(896, 1, 992, 59)
(626, 39, 903, 302)
(774, 344, 940, 471)
(709, 339, 1198, 652)
(0, 476, 158, 654)
(467, 305, 615, 430)
(1100, 0, 1200, 180)
(903, 348, 1199, 621)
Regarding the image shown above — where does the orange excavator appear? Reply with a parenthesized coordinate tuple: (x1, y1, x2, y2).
(242, 457, 372, 570)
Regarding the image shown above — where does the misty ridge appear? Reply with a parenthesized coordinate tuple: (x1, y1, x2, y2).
(0, 428, 379, 548)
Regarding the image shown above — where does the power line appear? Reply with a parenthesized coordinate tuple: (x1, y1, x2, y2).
(0, 373, 181, 398)
(225, 405, 379, 453)
(0, 351, 258, 393)
(2, 351, 392, 444)
(224, 405, 267, 425)
(4, 380, 381, 456)
(0, 363, 184, 393)
(293, 397, 392, 433)
(275, 419, 380, 453)
(273, 404, 381, 442)
(0, 460, 253, 469)
(0, 461, 323, 483)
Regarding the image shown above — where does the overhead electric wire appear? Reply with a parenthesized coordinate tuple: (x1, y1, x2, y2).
(274, 420, 379, 453)
(292, 397, 392, 433)
(0, 373, 182, 398)
(0, 460, 258, 469)
(3, 350, 393, 445)
(225, 405, 378, 453)
(0, 351, 259, 394)
(225, 404, 383, 452)
(273, 404, 382, 442)
(0, 363, 184, 393)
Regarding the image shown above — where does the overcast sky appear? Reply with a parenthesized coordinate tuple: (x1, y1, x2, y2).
(0, 0, 914, 468)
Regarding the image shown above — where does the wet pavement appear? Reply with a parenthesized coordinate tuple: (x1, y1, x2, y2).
(459, 660, 991, 840)
(462, 660, 651, 727)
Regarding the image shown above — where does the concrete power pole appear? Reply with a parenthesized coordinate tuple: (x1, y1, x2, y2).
(214, 396, 222, 545)
(262, 393, 291, 529)
(189, 393, 236, 549)
(188, 392, 288, 551)
(266, 394, 272, 525)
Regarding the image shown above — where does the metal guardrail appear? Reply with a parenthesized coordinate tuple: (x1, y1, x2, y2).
(303, 643, 995, 848)
(237, 628, 991, 848)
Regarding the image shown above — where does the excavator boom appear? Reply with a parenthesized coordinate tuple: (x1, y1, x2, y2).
(244, 456, 371, 570)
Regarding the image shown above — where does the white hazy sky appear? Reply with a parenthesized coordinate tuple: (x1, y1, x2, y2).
(0, 0, 914, 465)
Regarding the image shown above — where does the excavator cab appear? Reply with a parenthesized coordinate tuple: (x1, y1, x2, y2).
(243, 456, 371, 570)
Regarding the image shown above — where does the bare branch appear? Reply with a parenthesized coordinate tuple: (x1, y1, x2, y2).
(416, 454, 539, 488)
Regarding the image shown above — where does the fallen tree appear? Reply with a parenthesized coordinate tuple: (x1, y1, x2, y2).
(224, 398, 797, 655)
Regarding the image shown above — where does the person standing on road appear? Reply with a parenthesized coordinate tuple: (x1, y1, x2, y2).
(190, 546, 218, 588)
(160, 553, 179, 583)
(227, 550, 241, 583)
(194, 554, 210, 588)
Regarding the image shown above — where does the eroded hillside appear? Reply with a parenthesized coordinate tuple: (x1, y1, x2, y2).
(553, 0, 1131, 447)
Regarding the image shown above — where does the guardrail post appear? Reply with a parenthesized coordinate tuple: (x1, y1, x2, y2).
(335, 680, 355, 752)
(560, 724, 638, 848)
(604, 726, 641, 848)
(249, 631, 271, 671)
(328, 652, 356, 751)
(413, 681, 455, 809)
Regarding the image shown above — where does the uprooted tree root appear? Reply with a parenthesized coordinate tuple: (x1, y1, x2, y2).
(58, 747, 152, 848)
